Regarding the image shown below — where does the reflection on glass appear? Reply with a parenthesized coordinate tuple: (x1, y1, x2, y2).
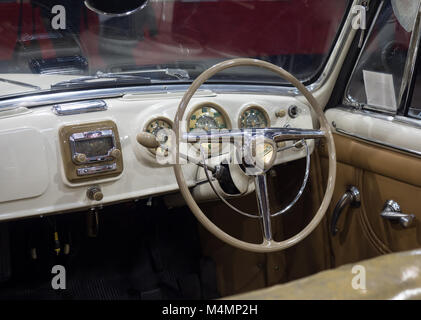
(0, 0, 348, 97)
(345, 1, 415, 111)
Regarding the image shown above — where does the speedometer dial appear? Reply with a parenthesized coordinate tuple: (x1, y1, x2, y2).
(144, 117, 173, 155)
(187, 104, 230, 156)
(188, 105, 228, 132)
(239, 107, 270, 129)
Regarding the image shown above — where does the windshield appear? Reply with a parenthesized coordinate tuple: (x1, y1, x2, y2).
(0, 0, 349, 98)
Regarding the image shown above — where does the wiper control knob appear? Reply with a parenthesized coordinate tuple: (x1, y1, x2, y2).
(136, 132, 160, 149)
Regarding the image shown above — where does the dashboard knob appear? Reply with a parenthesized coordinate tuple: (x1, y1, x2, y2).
(110, 148, 121, 158)
(73, 153, 87, 164)
(275, 109, 286, 118)
(136, 132, 160, 149)
(87, 186, 103, 201)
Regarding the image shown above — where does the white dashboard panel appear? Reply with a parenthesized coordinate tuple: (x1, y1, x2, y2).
(0, 92, 314, 221)
(0, 128, 49, 203)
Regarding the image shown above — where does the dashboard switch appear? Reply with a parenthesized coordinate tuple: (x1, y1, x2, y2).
(73, 153, 87, 164)
(110, 148, 122, 159)
(87, 186, 103, 201)
(288, 105, 300, 118)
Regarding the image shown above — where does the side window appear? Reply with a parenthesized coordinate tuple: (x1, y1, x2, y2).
(344, 1, 419, 114)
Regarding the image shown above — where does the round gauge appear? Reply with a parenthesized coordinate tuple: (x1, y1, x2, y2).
(144, 117, 173, 155)
(188, 104, 228, 132)
(187, 104, 230, 156)
(239, 107, 270, 129)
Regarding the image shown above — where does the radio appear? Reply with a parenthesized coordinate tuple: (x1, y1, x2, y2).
(59, 120, 123, 182)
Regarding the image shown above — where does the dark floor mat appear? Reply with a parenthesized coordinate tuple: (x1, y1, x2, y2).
(0, 200, 219, 300)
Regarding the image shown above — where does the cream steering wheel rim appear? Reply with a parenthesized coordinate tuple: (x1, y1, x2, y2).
(173, 58, 336, 253)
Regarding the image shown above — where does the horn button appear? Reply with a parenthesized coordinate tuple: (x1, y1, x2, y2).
(243, 137, 277, 175)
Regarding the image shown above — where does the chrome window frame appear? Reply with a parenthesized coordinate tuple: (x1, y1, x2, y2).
(332, 1, 421, 158)
(342, 0, 421, 115)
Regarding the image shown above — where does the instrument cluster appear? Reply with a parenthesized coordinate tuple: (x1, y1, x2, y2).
(141, 102, 302, 156)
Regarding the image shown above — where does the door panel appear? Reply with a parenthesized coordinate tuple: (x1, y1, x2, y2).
(320, 133, 421, 267)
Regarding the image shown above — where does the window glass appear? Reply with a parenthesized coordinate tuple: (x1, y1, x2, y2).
(344, 1, 417, 113)
(0, 0, 349, 98)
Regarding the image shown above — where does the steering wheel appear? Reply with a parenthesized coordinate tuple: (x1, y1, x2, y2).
(173, 58, 336, 253)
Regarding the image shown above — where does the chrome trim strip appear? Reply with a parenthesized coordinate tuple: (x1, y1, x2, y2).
(77, 163, 117, 176)
(0, 1, 358, 110)
(52, 100, 107, 116)
(336, 105, 421, 130)
(0, 89, 121, 110)
(399, 4, 421, 111)
(184, 128, 325, 143)
(0, 85, 286, 110)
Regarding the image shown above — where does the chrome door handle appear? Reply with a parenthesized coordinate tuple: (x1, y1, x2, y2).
(331, 186, 361, 236)
(380, 200, 415, 228)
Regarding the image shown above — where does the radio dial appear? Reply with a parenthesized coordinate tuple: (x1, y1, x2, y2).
(110, 148, 121, 159)
(73, 153, 87, 164)
(60, 120, 123, 183)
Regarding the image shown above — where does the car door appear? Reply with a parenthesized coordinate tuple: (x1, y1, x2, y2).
(320, 0, 421, 267)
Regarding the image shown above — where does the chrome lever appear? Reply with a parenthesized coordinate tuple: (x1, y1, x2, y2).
(380, 200, 415, 228)
(331, 186, 361, 236)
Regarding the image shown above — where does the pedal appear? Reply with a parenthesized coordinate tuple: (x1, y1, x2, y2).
(87, 207, 100, 238)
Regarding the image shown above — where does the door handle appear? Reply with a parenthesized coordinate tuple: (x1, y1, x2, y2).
(331, 186, 361, 236)
(380, 200, 415, 228)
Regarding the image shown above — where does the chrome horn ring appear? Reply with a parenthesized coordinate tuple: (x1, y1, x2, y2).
(198, 139, 311, 219)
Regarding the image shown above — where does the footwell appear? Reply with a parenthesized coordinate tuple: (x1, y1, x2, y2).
(0, 199, 219, 300)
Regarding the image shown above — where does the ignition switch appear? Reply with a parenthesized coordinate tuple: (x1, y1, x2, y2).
(288, 105, 300, 118)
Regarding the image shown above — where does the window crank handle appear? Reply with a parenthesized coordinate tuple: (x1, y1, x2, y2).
(380, 200, 415, 228)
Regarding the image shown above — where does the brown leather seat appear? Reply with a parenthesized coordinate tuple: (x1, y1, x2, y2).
(226, 249, 421, 300)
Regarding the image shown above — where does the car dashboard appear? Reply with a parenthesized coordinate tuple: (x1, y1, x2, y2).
(0, 89, 314, 221)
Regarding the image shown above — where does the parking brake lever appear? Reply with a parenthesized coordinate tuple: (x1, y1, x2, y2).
(330, 186, 361, 236)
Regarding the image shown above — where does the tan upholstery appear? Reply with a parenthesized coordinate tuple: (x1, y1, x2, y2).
(226, 249, 421, 300)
